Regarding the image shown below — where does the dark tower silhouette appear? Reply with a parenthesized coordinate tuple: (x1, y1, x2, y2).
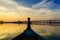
(12, 17, 47, 40)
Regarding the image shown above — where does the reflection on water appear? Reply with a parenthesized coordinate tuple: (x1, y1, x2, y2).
(0, 24, 60, 40)
(0, 24, 27, 40)
(32, 25, 60, 36)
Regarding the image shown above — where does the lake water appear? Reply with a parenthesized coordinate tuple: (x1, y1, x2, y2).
(0, 24, 60, 40)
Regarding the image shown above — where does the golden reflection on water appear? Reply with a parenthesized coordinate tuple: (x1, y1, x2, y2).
(0, 24, 27, 40)
(0, 24, 60, 40)
(32, 25, 60, 36)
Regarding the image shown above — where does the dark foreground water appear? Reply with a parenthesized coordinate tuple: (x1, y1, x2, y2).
(0, 24, 60, 40)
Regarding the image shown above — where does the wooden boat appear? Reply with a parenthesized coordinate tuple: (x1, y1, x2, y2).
(12, 17, 48, 40)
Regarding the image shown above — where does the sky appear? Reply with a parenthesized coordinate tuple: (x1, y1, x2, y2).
(0, 0, 60, 21)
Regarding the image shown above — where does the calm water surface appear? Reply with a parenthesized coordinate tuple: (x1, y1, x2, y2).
(0, 24, 60, 40)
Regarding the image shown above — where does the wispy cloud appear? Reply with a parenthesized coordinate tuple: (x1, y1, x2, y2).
(0, 0, 60, 20)
(32, 0, 60, 10)
(13, 0, 42, 7)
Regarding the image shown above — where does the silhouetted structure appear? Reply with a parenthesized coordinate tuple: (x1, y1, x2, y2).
(0, 20, 23, 25)
(12, 17, 47, 40)
(0, 20, 3, 25)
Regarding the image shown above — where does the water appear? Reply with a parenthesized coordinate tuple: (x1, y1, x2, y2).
(0, 24, 60, 40)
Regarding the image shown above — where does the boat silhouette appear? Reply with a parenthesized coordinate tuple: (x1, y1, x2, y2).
(12, 17, 48, 40)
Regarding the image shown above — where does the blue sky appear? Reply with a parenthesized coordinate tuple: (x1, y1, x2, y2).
(13, 0, 42, 7)
(0, 0, 60, 21)
(13, 0, 60, 10)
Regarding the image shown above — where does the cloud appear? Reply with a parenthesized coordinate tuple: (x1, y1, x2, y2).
(13, 0, 42, 7)
(31, 0, 60, 20)
(32, 0, 46, 8)
(0, 0, 32, 15)
(0, 0, 60, 21)
(32, 0, 60, 10)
